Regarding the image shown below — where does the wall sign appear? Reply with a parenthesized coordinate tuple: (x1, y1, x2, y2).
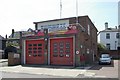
(37, 20, 69, 33)
(41, 23, 67, 32)
(76, 51, 79, 54)
(14, 54, 20, 58)
(22, 32, 35, 37)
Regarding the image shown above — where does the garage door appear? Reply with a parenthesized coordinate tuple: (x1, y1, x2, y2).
(26, 39, 45, 64)
(50, 37, 73, 66)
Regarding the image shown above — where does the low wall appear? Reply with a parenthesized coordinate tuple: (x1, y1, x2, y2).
(8, 52, 21, 66)
(108, 50, 120, 59)
(98, 50, 120, 59)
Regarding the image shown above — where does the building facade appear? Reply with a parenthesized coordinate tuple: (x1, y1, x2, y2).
(7, 28, 34, 48)
(0, 35, 6, 50)
(0, 35, 3, 50)
(100, 22, 120, 50)
(21, 16, 98, 67)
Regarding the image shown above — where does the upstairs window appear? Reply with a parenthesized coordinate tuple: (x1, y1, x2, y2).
(116, 33, 120, 39)
(106, 33, 110, 39)
(88, 25, 90, 35)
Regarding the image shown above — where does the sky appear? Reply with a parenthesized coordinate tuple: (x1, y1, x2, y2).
(0, 0, 119, 38)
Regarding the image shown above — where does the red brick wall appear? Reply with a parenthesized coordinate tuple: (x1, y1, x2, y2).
(98, 50, 120, 59)
(69, 16, 98, 65)
(108, 50, 120, 59)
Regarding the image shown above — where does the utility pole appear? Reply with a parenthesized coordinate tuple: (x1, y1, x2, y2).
(60, 0, 62, 18)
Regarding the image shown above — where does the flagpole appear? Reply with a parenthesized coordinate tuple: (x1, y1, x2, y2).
(76, 0, 78, 24)
(60, 0, 62, 18)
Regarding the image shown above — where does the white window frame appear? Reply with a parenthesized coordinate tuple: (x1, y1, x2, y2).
(106, 33, 110, 39)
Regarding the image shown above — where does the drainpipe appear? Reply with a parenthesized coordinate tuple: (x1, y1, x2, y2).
(44, 29, 48, 65)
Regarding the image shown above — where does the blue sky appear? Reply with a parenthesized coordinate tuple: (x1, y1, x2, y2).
(91, 2, 118, 30)
(0, 0, 119, 39)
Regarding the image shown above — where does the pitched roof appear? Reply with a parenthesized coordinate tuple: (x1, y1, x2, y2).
(9, 28, 34, 39)
(101, 28, 120, 32)
(0, 35, 4, 40)
(33, 15, 88, 24)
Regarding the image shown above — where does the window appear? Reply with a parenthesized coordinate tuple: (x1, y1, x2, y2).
(28, 51, 32, 53)
(66, 42, 70, 49)
(28, 44, 32, 47)
(38, 44, 42, 46)
(65, 49, 70, 53)
(33, 44, 37, 46)
(59, 42, 64, 49)
(38, 51, 42, 53)
(59, 49, 64, 53)
(116, 33, 120, 39)
(88, 25, 90, 35)
(33, 51, 37, 53)
(28, 48, 32, 50)
(106, 33, 110, 39)
(106, 43, 110, 50)
(33, 48, 37, 50)
(53, 49, 58, 53)
(38, 47, 42, 50)
(53, 43, 57, 47)
(53, 54, 58, 57)
(59, 54, 64, 57)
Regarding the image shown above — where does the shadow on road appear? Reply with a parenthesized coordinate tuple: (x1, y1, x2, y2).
(88, 60, 114, 70)
(22, 65, 75, 69)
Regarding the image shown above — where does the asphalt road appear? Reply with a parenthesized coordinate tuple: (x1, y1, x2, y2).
(85, 60, 118, 78)
(0, 59, 119, 79)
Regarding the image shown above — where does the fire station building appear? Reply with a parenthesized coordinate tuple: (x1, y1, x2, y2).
(21, 16, 98, 67)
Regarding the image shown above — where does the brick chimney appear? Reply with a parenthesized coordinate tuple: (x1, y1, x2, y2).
(12, 29, 14, 38)
(105, 22, 108, 30)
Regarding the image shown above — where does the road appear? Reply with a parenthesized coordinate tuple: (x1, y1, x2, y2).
(0, 59, 119, 78)
(84, 60, 118, 78)
(1, 72, 64, 78)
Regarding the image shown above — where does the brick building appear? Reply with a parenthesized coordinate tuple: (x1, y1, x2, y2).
(21, 16, 98, 67)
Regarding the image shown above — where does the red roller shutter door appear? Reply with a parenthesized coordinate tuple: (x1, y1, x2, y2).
(26, 39, 45, 64)
(50, 38, 73, 66)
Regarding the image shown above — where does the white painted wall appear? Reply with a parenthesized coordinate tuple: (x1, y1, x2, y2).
(100, 31, 119, 50)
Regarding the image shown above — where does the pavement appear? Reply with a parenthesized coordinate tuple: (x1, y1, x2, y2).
(0, 59, 96, 78)
(0, 59, 8, 63)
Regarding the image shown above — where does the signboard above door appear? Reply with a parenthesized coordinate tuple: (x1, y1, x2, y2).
(37, 20, 69, 33)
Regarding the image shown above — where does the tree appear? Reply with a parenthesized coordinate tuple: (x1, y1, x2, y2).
(97, 43, 107, 51)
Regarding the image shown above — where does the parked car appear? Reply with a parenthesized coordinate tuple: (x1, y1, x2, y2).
(99, 54, 112, 65)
